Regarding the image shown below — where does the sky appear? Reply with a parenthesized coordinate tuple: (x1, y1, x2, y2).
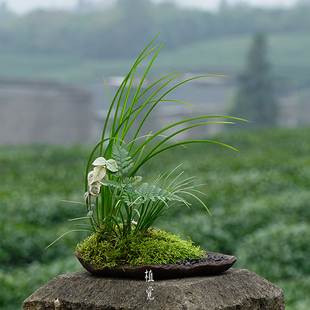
(3, 0, 298, 14)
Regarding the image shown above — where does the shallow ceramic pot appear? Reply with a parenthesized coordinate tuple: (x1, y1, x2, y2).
(76, 251, 237, 279)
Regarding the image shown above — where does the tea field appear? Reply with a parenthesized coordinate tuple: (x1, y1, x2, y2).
(0, 127, 310, 309)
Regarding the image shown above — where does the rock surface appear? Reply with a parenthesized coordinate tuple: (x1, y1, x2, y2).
(23, 269, 285, 310)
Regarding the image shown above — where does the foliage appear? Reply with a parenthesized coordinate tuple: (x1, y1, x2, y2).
(1, 2, 310, 59)
(0, 144, 89, 309)
(152, 127, 310, 310)
(0, 145, 89, 270)
(237, 223, 310, 282)
(78, 36, 242, 240)
(228, 32, 279, 127)
(84, 145, 196, 239)
(1, 31, 309, 89)
(1, 2, 310, 97)
(76, 228, 204, 268)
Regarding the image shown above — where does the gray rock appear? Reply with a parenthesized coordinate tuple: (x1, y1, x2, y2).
(23, 269, 285, 310)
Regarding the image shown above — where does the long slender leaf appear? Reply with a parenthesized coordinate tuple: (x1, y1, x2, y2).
(80, 36, 245, 239)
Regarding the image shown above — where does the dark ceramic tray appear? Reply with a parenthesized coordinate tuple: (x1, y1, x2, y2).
(76, 251, 237, 279)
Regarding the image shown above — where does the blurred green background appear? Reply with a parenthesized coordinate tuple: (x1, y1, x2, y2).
(1, 127, 310, 309)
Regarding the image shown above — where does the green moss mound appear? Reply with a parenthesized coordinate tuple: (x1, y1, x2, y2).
(75, 228, 204, 269)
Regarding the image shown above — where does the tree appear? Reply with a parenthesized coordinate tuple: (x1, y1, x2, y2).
(229, 31, 279, 127)
(116, 0, 155, 56)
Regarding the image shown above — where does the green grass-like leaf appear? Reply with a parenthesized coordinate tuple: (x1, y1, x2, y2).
(82, 36, 245, 238)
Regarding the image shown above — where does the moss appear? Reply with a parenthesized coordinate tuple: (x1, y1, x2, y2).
(75, 228, 205, 269)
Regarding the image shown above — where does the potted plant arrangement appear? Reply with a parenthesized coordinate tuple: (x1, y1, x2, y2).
(60, 37, 242, 279)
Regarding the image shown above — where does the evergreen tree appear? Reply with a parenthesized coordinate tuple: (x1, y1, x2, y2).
(229, 31, 279, 127)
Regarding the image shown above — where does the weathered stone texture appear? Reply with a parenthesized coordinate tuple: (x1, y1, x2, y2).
(23, 269, 285, 310)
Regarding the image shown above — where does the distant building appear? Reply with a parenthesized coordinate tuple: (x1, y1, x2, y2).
(0, 80, 92, 145)
(0, 76, 301, 145)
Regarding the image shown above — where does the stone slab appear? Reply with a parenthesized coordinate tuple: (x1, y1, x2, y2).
(23, 268, 285, 310)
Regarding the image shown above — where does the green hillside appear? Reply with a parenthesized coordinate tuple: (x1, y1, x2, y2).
(1, 127, 310, 309)
(0, 32, 309, 87)
(157, 32, 310, 87)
